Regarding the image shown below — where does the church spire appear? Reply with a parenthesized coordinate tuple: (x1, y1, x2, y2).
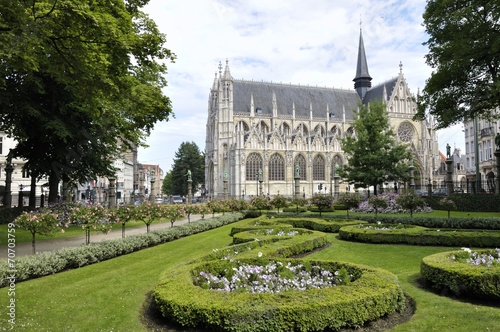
(222, 59, 232, 80)
(353, 27, 372, 100)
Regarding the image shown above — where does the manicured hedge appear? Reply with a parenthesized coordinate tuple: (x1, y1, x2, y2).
(421, 250, 500, 299)
(282, 207, 307, 213)
(154, 259, 404, 332)
(0, 206, 31, 224)
(333, 214, 500, 230)
(424, 194, 500, 212)
(0, 213, 244, 287)
(308, 206, 335, 213)
(339, 224, 500, 247)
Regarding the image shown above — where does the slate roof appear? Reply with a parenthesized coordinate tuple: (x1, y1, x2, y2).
(363, 77, 398, 104)
(233, 80, 360, 120)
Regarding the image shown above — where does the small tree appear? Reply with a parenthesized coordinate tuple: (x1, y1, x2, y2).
(134, 202, 163, 233)
(15, 210, 59, 254)
(68, 204, 111, 244)
(164, 204, 185, 227)
(184, 204, 197, 223)
(439, 197, 456, 219)
(108, 205, 135, 238)
(368, 195, 388, 218)
(290, 197, 308, 215)
(271, 195, 287, 213)
(310, 194, 333, 217)
(337, 193, 361, 219)
(396, 190, 424, 217)
(250, 196, 273, 213)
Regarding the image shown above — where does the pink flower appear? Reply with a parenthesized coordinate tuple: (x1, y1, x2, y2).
(61, 229, 65, 233)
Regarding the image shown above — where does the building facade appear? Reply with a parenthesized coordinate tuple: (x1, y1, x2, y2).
(205, 30, 440, 198)
(464, 111, 500, 193)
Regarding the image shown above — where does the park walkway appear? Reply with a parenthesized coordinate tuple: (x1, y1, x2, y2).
(0, 214, 220, 259)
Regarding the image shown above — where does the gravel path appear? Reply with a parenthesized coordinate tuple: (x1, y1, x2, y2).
(0, 214, 219, 259)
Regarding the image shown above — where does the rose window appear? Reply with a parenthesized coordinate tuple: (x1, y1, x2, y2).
(398, 123, 413, 142)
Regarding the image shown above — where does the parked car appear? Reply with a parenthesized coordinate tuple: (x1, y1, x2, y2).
(415, 189, 428, 197)
(432, 188, 447, 196)
(172, 195, 183, 204)
(453, 187, 464, 194)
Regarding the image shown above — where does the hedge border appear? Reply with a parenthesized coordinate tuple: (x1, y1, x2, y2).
(421, 250, 500, 299)
(153, 216, 405, 332)
(0, 213, 244, 288)
(339, 224, 500, 247)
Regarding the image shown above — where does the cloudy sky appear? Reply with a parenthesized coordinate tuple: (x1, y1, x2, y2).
(138, 0, 465, 173)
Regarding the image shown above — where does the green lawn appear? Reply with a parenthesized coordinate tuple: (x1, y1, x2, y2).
(1, 217, 498, 331)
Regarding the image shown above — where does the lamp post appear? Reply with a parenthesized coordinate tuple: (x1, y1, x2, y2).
(41, 187, 45, 208)
(18, 184, 24, 207)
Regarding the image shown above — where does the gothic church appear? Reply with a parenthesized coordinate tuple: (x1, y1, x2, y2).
(205, 30, 440, 198)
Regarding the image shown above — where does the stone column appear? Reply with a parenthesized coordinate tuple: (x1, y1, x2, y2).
(4, 159, 13, 207)
(223, 179, 227, 200)
(495, 149, 500, 195)
(409, 162, 415, 190)
(334, 175, 340, 201)
(294, 174, 300, 199)
(150, 177, 155, 202)
(446, 158, 453, 196)
(109, 177, 116, 209)
(188, 179, 193, 203)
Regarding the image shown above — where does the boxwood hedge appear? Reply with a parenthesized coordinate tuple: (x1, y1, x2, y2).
(153, 216, 405, 331)
(0, 213, 244, 288)
(421, 250, 500, 299)
(339, 224, 500, 247)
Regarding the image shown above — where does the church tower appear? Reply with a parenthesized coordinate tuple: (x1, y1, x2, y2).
(353, 28, 372, 100)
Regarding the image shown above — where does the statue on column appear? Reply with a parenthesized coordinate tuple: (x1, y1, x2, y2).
(446, 143, 451, 158)
(295, 164, 300, 178)
(186, 169, 192, 181)
(495, 133, 500, 150)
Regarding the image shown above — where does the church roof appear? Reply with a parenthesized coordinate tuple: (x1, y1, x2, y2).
(363, 77, 398, 104)
(354, 29, 372, 81)
(233, 80, 360, 120)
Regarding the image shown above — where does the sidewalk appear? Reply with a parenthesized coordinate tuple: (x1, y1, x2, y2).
(0, 214, 219, 259)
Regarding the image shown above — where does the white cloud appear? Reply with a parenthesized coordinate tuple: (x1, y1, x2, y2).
(138, 0, 464, 173)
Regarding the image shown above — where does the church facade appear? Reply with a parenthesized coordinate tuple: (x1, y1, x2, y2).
(205, 30, 440, 198)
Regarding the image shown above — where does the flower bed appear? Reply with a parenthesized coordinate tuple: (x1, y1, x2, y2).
(421, 248, 500, 299)
(154, 216, 406, 331)
(339, 224, 500, 247)
(154, 258, 404, 332)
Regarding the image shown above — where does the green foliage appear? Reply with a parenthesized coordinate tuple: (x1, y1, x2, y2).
(417, 0, 500, 128)
(368, 195, 388, 217)
(270, 195, 287, 212)
(0, 207, 31, 224)
(161, 171, 173, 195)
(332, 214, 500, 230)
(0, 213, 244, 287)
(339, 100, 412, 194)
(0, 0, 175, 201)
(153, 218, 404, 331)
(396, 190, 425, 217)
(14, 209, 59, 254)
(339, 224, 500, 247)
(170, 142, 204, 196)
(421, 250, 500, 299)
(309, 194, 333, 216)
(337, 193, 362, 218)
(250, 196, 273, 212)
(425, 194, 500, 213)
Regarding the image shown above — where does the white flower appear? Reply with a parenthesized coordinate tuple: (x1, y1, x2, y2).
(461, 247, 472, 253)
(258, 252, 263, 257)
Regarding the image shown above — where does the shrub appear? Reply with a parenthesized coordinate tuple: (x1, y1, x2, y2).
(0, 213, 244, 287)
(421, 249, 500, 299)
(309, 194, 333, 217)
(339, 224, 500, 247)
(337, 193, 361, 219)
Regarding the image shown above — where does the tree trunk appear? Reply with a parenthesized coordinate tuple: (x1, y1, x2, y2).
(32, 232, 36, 255)
(48, 171, 60, 203)
(29, 175, 37, 208)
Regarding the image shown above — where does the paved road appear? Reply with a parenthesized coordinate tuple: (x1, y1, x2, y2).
(0, 214, 219, 259)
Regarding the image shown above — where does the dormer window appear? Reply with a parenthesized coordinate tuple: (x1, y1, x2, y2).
(256, 107, 262, 114)
(329, 112, 335, 119)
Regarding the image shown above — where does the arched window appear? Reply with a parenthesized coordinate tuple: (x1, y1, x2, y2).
(313, 155, 325, 181)
(268, 153, 284, 181)
(246, 153, 263, 181)
(294, 154, 307, 180)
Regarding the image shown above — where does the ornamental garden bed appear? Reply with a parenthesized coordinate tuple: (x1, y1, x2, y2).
(153, 216, 405, 332)
(153, 258, 404, 332)
(339, 223, 500, 247)
(421, 248, 500, 299)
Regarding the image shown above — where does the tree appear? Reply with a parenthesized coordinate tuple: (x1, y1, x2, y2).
(0, 0, 175, 202)
(415, 1, 500, 128)
(337, 193, 361, 219)
(339, 101, 413, 195)
(171, 142, 205, 196)
(15, 210, 59, 254)
(396, 190, 424, 218)
(162, 171, 174, 196)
